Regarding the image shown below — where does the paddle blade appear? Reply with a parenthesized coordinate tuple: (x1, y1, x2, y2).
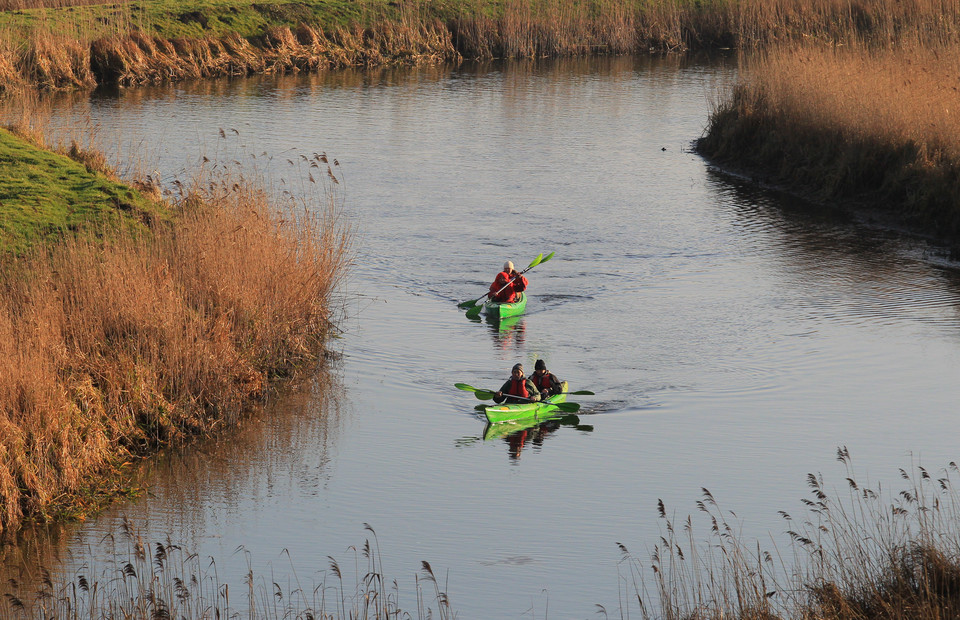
(457, 299, 479, 309)
(465, 305, 483, 319)
(473, 390, 495, 401)
(455, 383, 477, 392)
(539, 251, 555, 264)
(556, 402, 581, 413)
(569, 390, 595, 396)
(526, 253, 544, 270)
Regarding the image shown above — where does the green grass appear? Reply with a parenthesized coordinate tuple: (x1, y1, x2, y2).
(0, 0, 467, 41)
(0, 0, 652, 42)
(0, 128, 167, 254)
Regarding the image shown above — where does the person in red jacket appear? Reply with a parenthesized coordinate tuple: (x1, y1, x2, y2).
(493, 363, 541, 404)
(488, 261, 528, 303)
(531, 359, 564, 398)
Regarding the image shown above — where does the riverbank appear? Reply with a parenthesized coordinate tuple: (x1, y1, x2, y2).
(698, 38, 960, 245)
(2, 0, 960, 91)
(0, 126, 350, 536)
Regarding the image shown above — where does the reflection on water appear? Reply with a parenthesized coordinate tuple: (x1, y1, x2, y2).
(708, 167, 960, 333)
(0, 368, 343, 611)
(483, 415, 593, 461)
(485, 313, 527, 350)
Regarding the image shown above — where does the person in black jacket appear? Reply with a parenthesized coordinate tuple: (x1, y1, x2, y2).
(531, 359, 563, 398)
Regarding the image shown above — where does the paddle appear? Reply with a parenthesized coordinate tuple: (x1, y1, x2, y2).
(459, 252, 554, 319)
(454, 382, 587, 413)
(455, 383, 594, 398)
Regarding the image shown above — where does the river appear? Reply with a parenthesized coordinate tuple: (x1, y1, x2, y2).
(10, 53, 960, 618)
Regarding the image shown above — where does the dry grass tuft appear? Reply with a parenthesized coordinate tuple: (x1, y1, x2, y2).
(0, 521, 454, 618)
(699, 38, 960, 237)
(619, 449, 960, 620)
(0, 149, 350, 536)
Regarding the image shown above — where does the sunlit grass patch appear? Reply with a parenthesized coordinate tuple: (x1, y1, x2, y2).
(0, 127, 166, 254)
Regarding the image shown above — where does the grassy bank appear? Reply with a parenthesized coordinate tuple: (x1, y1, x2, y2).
(0, 126, 350, 536)
(0, 126, 166, 254)
(698, 38, 960, 241)
(1, 0, 960, 91)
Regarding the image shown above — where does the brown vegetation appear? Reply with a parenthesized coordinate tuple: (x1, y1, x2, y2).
(0, 521, 455, 618)
(699, 38, 960, 237)
(87, 21, 457, 88)
(618, 449, 960, 620)
(1, 0, 959, 91)
(0, 145, 350, 536)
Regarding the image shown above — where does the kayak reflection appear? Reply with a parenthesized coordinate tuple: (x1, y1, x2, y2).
(483, 414, 592, 461)
(486, 314, 525, 350)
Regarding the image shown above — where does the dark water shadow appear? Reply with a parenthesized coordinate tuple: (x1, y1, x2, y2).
(705, 166, 960, 331)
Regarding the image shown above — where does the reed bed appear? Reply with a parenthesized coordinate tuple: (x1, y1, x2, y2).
(0, 521, 455, 618)
(699, 38, 960, 238)
(0, 132, 350, 536)
(614, 448, 960, 620)
(88, 20, 458, 87)
(1, 0, 959, 91)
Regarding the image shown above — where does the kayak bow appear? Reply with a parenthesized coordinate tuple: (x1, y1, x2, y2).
(483, 292, 527, 320)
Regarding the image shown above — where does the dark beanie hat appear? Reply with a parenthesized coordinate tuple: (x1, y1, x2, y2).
(535, 359, 546, 371)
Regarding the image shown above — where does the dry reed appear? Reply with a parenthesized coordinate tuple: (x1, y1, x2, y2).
(0, 145, 350, 536)
(1, 0, 960, 91)
(700, 38, 960, 237)
(0, 520, 455, 618)
(615, 448, 960, 620)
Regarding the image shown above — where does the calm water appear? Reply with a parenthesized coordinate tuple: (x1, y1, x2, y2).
(13, 54, 960, 617)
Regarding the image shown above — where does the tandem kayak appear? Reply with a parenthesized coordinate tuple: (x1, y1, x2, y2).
(484, 381, 569, 424)
(483, 292, 527, 320)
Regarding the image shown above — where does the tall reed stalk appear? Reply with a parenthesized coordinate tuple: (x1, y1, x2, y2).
(616, 448, 960, 620)
(1, 521, 454, 618)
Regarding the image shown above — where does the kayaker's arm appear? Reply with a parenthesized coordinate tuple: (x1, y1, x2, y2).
(493, 379, 512, 404)
(525, 379, 541, 402)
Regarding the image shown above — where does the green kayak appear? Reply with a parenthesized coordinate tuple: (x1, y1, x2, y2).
(484, 381, 568, 424)
(483, 292, 527, 320)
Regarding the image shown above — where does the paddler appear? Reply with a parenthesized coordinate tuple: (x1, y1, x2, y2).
(493, 363, 541, 404)
(531, 359, 563, 398)
(488, 261, 528, 303)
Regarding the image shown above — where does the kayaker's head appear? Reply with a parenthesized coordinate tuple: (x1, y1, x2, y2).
(534, 359, 547, 375)
(511, 363, 524, 378)
(503, 261, 514, 273)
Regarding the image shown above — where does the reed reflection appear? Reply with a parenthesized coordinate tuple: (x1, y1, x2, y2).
(706, 167, 960, 331)
(0, 365, 344, 614)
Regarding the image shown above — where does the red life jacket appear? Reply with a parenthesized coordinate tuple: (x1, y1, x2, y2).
(532, 372, 553, 392)
(507, 378, 529, 398)
(490, 271, 518, 303)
